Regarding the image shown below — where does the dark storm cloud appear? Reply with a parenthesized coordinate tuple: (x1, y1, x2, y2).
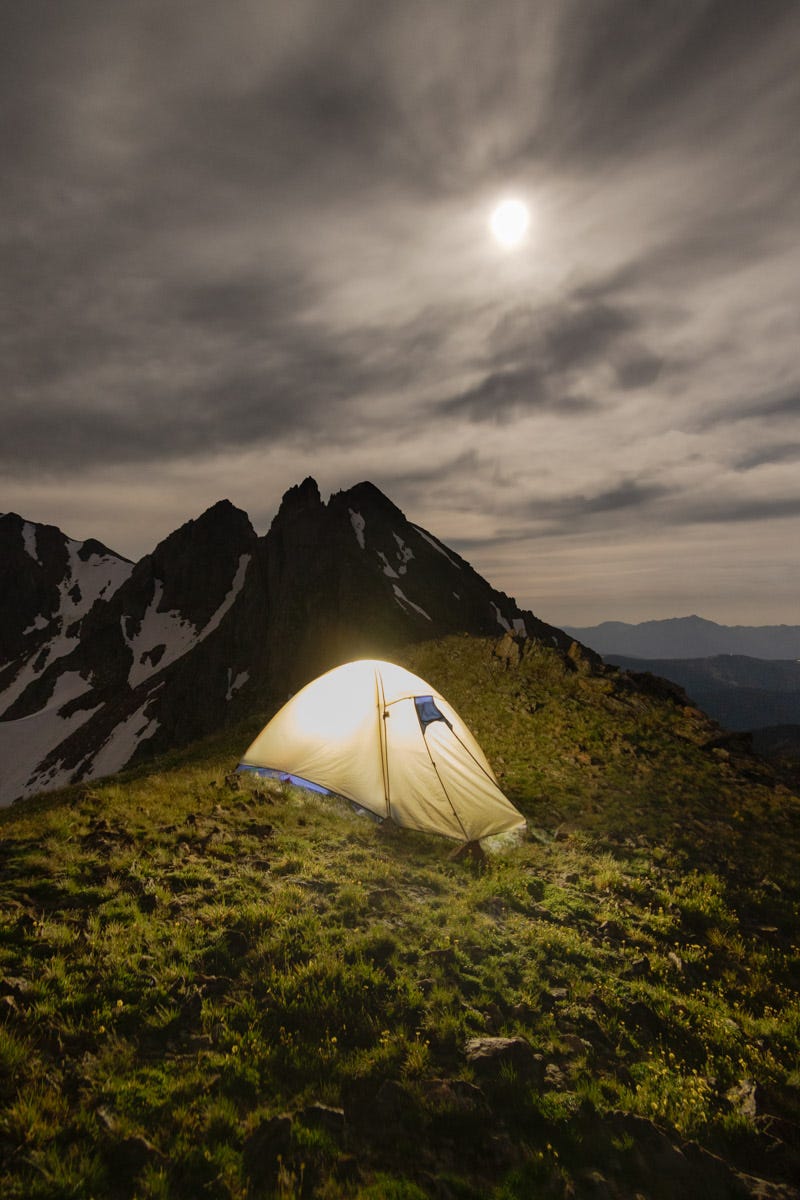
(735, 442, 800, 471)
(680, 495, 800, 525)
(543, 0, 800, 165)
(440, 366, 597, 424)
(448, 478, 672, 551)
(440, 295, 666, 422)
(694, 391, 800, 433)
(614, 354, 664, 391)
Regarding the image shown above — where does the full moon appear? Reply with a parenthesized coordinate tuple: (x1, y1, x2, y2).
(489, 198, 530, 248)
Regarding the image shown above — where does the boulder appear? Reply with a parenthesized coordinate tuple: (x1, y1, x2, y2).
(464, 1036, 544, 1087)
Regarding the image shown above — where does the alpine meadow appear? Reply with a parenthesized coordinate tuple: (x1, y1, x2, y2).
(2, 581, 800, 1196)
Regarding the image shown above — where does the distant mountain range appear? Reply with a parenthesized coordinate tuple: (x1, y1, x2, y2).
(0, 479, 573, 806)
(564, 615, 800, 660)
(605, 654, 800, 732)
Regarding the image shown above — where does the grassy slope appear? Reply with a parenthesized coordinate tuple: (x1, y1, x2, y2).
(1, 636, 799, 1199)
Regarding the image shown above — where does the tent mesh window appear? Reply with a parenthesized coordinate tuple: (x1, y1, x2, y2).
(414, 695, 451, 732)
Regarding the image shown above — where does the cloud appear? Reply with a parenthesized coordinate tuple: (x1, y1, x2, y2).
(2, 0, 799, 623)
(734, 442, 800, 471)
(439, 366, 597, 424)
(678, 495, 800, 525)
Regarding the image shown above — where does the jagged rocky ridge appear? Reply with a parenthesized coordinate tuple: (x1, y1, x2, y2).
(0, 480, 573, 805)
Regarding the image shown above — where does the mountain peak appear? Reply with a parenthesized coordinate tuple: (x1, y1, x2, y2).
(274, 477, 323, 522)
(331, 480, 405, 522)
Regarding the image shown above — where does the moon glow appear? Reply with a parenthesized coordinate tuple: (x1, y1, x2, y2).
(489, 198, 530, 248)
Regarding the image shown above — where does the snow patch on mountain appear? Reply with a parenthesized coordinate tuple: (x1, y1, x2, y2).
(125, 581, 198, 688)
(62, 538, 133, 620)
(377, 551, 399, 578)
(411, 525, 461, 569)
(0, 672, 100, 806)
(392, 533, 413, 574)
(491, 602, 511, 633)
(392, 585, 431, 621)
(0, 536, 133, 716)
(226, 668, 249, 701)
(22, 615, 49, 636)
(21, 522, 40, 563)
(349, 509, 366, 549)
(126, 554, 251, 687)
(88, 700, 160, 781)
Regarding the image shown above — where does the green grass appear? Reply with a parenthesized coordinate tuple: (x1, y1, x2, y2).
(1, 636, 799, 1198)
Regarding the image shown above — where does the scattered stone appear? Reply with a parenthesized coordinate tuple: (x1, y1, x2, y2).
(567, 641, 593, 675)
(667, 950, 685, 974)
(598, 919, 626, 942)
(726, 1078, 759, 1120)
(242, 1115, 293, 1181)
(0, 976, 33, 997)
(561, 1033, 591, 1057)
(374, 1079, 418, 1124)
(577, 1168, 614, 1197)
(545, 1062, 567, 1088)
(464, 1036, 544, 1087)
(542, 987, 569, 1010)
(247, 822, 274, 838)
(423, 1078, 486, 1112)
(301, 1102, 345, 1136)
(625, 955, 652, 979)
(625, 1001, 662, 1041)
(494, 632, 521, 669)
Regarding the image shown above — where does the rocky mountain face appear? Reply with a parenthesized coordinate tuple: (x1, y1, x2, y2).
(0, 480, 574, 805)
(606, 654, 800, 733)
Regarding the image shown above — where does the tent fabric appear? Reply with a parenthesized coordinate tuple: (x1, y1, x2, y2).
(238, 659, 525, 842)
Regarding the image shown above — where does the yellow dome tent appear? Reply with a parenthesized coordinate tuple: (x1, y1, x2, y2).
(238, 659, 525, 843)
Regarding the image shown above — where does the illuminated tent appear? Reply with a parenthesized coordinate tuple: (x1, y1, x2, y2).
(238, 659, 525, 842)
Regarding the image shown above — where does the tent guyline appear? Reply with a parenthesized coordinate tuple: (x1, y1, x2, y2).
(237, 659, 526, 843)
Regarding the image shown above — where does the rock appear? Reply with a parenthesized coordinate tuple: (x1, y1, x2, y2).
(625, 955, 652, 979)
(300, 1102, 345, 1137)
(375, 1079, 417, 1121)
(667, 950, 685, 974)
(464, 1036, 544, 1087)
(422, 1078, 486, 1112)
(494, 632, 521, 669)
(625, 1000, 663, 1041)
(591, 1110, 751, 1199)
(598, 919, 626, 942)
(726, 1078, 759, 1120)
(577, 1168, 614, 1196)
(544, 1062, 567, 1089)
(242, 1114, 293, 1181)
(0, 976, 33, 997)
(542, 987, 569, 1010)
(567, 641, 593, 674)
(561, 1033, 590, 1057)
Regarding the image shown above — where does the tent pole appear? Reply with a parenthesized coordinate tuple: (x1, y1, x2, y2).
(375, 666, 392, 821)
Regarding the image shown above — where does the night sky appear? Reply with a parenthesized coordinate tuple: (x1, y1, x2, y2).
(2, 0, 799, 625)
